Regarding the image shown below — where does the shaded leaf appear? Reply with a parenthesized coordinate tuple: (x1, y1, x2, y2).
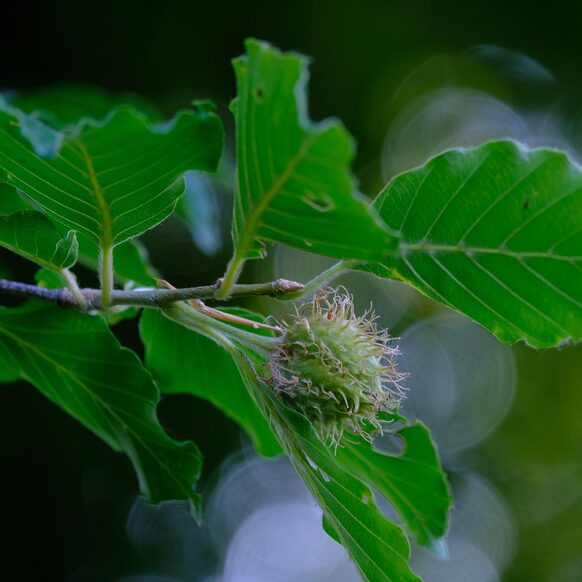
(5, 83, 161, 129)
(223, 39, 395, 287)
(372, 140, 582, 347)
(0, 302, 202, 510)
(0, 210, 77, 269)
(337, 422, 451, 547)
(34, 267, 68, 289)
(0, 100, 223, 249)
(140, 308, 281, 457)
(0, 260, 10, 279)
(0, 180, 156, 285)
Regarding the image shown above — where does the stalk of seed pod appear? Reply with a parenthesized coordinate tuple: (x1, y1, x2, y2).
(267, 288, 406, 448)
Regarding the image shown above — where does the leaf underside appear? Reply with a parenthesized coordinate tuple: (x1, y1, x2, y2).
(372, 140, 582, 348)
(0, 210, 77, 270)
(233, 355, 424, 582)
(0, 102, 223, 250)
(337, 423, 451, 547)
(0, 303, 202, 511)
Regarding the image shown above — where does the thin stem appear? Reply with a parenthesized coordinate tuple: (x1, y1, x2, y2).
(102, 278, 304, 309)
(0, 277, 304, 310)
(0, 258, 354, 311)
(163, 302, 280, 355)
(60, 269, 87, 309)
(100, 244, 114, 307)
(0, 279, 65, 304)
(280, 259, 357, 301)
(216, 254, 244, 299)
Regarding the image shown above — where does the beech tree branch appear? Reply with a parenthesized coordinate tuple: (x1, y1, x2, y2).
(0, 277, 304, 311)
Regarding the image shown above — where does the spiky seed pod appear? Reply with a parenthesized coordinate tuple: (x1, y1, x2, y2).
(268, 288, 406, 447)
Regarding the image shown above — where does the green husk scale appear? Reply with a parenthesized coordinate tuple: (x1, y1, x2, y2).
(268, 289, 406, 446)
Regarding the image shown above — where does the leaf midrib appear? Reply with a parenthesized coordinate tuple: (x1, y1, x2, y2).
(236, 131, 318, 260)
(275, 412, 412, 580)
(399, 242, 580, 262)
(344, 444, 445, 537)
(76, 140, 113, 247)
(251, 384, 414, 580)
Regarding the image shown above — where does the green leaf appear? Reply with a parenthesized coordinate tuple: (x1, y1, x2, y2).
(0, 302, 202, 510)
(337, 422, 451, 547)
(0, 101, 223, 250)
(140, 308, 281, 457)
(223, 39, 395, 288)
(285, 416, 418, 581)
(35, 267, 68, 289)
(157, 302, 422, 579)
(0, 210, 77, 269)
(235, 356, 420, 581)
(0, 183, 31, 214)
(372, 140, 582, 347)
(5, 83, 161, 129)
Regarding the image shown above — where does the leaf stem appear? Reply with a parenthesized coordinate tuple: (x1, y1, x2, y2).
(100, 244, 114, 307)
(162, 302, 280, 355)
(216, 254, 244, 299)
(281, 260, 357, 301)
(60, 269, 87, 309)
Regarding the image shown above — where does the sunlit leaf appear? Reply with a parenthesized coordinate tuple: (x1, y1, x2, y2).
(0, 302, 202, 511)
(223, 39, 395, 288)
(372, 140, 582, 347)
(0, 180, 155, 285)
(0, 210, 77, 269)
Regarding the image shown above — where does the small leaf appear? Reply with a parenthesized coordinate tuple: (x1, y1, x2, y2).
(224, 39, 395, 286)
(0, 210, 77, 269)
(0, 101, 223, 250)
(337, 422, 451, 547)
(372, 140, 582, 347)
(140, 308, 281, 457)
(0, 303, 202, 510)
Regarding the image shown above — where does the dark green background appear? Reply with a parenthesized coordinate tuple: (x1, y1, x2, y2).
(1, 1, 581, 580)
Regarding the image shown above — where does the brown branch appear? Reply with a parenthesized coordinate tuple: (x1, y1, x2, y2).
(0, 277, 304, 311)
